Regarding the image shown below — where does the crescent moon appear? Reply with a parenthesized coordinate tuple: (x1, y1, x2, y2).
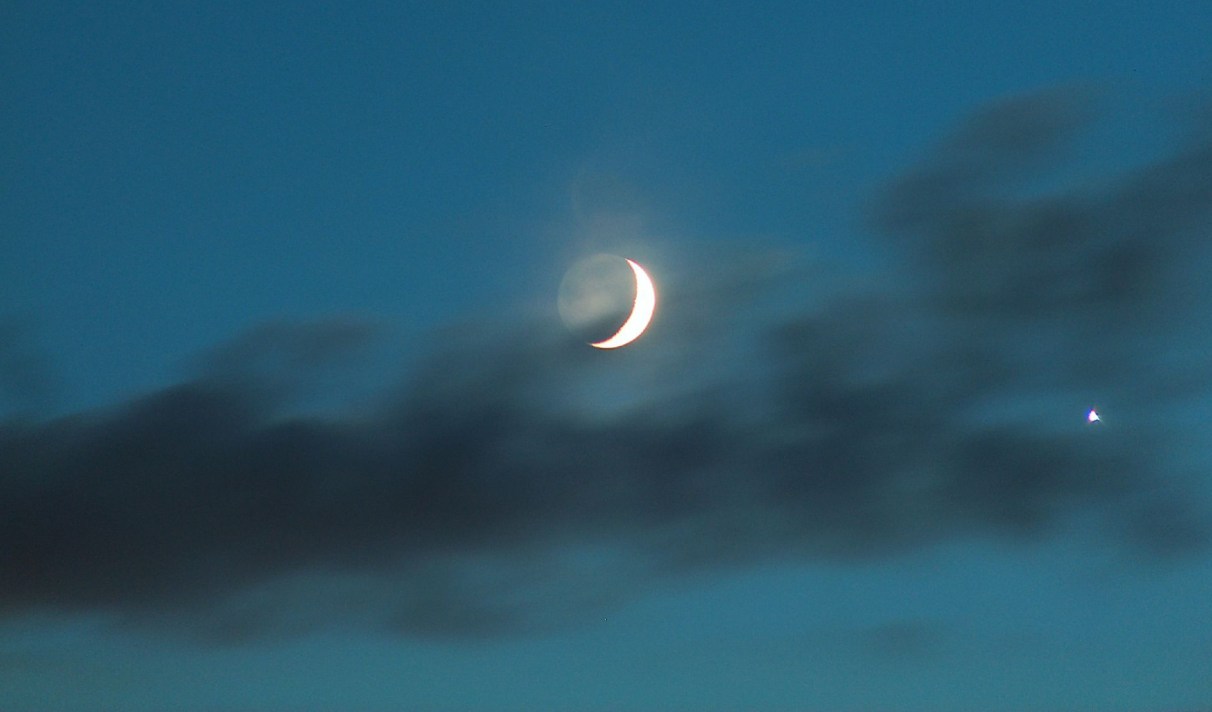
(590, 259, 656, 349)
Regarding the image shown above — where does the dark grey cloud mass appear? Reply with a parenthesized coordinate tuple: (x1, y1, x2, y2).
(2, 89, 1211, 642)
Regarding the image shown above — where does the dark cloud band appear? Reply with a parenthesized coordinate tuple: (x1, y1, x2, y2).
(2, 89, 1210, 641)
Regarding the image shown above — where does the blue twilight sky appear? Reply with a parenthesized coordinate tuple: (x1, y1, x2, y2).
(3, 3, 1212, 711)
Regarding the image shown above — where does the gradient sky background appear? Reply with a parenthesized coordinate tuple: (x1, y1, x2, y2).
(3, 3, 1212, 711)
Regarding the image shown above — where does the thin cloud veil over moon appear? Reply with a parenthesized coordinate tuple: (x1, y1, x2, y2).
(557, 254, 657, 348)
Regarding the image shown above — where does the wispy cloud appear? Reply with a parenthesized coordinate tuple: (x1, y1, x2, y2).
(2, 88, 1209, 642)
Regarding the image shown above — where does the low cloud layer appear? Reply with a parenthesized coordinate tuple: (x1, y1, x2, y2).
(2, 89, 1210, 641)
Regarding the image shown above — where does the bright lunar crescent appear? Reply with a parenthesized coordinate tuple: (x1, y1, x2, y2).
(590, 259, 657, 349)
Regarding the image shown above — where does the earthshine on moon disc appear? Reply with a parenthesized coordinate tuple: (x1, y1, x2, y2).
(558, 254, 657, 349)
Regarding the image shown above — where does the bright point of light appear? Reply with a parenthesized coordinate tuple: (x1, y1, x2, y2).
(1087, 409, 1100, 423)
